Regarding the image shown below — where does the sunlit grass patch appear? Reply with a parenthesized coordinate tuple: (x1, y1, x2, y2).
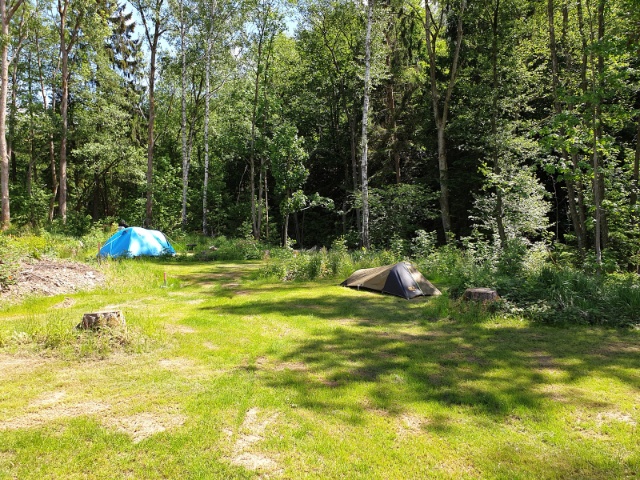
(0, 258, 638, 478)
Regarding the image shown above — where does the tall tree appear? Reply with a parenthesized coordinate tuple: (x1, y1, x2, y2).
(0, 0, 26, 229)
(424, 0, 466, 239)
(359, 0, 373, 248)
(247, 0, 281, 240)
(57, 0, 96, 223)
(132, 0, 169, 228)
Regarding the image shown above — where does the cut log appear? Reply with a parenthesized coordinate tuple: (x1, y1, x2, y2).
(77, 310, 125, 330)
(462, 288, 499, 302)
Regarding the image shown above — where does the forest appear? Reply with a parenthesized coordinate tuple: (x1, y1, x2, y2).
(1, 0, 639, 269)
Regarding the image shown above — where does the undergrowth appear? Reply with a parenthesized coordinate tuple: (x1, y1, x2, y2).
(3, 227, 639, 327)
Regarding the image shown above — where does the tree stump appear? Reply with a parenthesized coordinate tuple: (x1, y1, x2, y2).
(77, 310, 125, 330)
(462, 288, 499, 302)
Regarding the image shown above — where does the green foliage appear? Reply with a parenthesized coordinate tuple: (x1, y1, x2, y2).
(502, 268, 640, 327)
(196, 236, 266, 261)
(364, 184, 439, 248)
(0, 237, 20, 290)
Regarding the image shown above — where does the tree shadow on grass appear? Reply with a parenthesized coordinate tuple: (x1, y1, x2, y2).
(205, 289, 640, 423)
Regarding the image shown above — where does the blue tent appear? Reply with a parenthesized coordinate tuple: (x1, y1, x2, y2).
(99, 227, 176, 258)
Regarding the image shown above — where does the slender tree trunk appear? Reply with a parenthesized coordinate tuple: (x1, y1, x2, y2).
(590, 0, 605, 269)
(180, 1, 188, 226)
(145, 40, 158, 228)
(0, 0, 24, 229)
(491, 0, 506, 245)
(283, 213, 289, 247)
(136, 0, 166, 229)
(35, 26, 58, 222)
(425, 0, 465, 239)
(59, 42, 69, 223)
(8, 49, 18, 184)
(385, 29, 400, 183)
(549, 0, 585, 249)
(249, 37, 263, 240)
(264, 171, 269, 241)
(360, 0, 373, 249)
(57, 0, 82, 224)
(203, 44, 211, 235)
(0, 13, 10, 229)
(632, 116, 640, 213)
(596, 0, 607, 249)
(349, 114, 361, 234)
(27, 51, 34, 198)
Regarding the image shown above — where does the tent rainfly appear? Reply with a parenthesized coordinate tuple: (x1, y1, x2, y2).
(99, 227, 176, 258)
(341, 262, 441, 300)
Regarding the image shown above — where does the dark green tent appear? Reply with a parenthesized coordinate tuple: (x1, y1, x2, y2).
(341, 262, 441, 300)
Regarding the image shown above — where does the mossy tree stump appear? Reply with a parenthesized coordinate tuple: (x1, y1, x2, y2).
(462, 288, 499, 302)
(77, 310, 125, 330)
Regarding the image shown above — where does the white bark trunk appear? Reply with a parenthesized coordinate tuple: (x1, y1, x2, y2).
(360, 0, 373, 249)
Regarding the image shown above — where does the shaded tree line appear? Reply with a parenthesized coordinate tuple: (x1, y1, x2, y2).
(1, 0, 639, 269)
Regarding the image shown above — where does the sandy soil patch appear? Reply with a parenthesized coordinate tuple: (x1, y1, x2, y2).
(53, 297, 76, 308)
(255, 357, 308, 373)
(233, 290, 251, 296)
(158, 358, 196, 371)
(0, 259, 104, 300)
(203, 342, 219, 350)
(30, 390, 67, 407)
(157, 358, 215, 379)
(104, 411, 186, 443)
(164, 324, 197, 334)
(0, 402, 110, 430)
(0, 355, 48, 381)
(228, 407, 280, 474)
(273, 362, 307, 372)
(596, 410, 637, 426)
(397, 413, 426, 437)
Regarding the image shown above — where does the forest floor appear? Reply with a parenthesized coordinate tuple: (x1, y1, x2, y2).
(0, 258, 638, 479)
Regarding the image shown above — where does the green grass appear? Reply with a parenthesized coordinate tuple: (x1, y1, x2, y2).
(0, 258, 638, 479)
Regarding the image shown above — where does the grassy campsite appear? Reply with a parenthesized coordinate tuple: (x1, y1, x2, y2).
(2, 0, 640, 477)
(0, 232, 638, 479)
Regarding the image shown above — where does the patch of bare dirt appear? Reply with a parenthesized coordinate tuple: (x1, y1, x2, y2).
(596, 410, 637, 426)
(104, 411, 186, 443)
(254, 357, 308, 373)
(0, 355, 48, 381)
(0, 259, 104, 300)
(158, 358, 196, 371)
(228, 407, 280, 474)
(53, 297, 76, 308)
(0, 402, 110, 430)
(397, 413, 426, 438)
(164, 325, 197, 334)
(30, 390, 66, 407)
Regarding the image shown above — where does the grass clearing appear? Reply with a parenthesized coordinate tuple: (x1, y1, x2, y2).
(0, 258, 638, 479)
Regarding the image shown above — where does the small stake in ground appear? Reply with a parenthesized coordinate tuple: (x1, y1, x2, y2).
(162, 271, 167, 288)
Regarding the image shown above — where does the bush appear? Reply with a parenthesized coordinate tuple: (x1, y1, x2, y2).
(196, 236, 267, 261)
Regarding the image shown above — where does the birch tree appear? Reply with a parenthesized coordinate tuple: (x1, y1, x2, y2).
(0, 0, 26, 229)
(359, 0, 373, 248)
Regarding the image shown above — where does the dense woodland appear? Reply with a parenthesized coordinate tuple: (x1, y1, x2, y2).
(1, 0, 639, 268)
